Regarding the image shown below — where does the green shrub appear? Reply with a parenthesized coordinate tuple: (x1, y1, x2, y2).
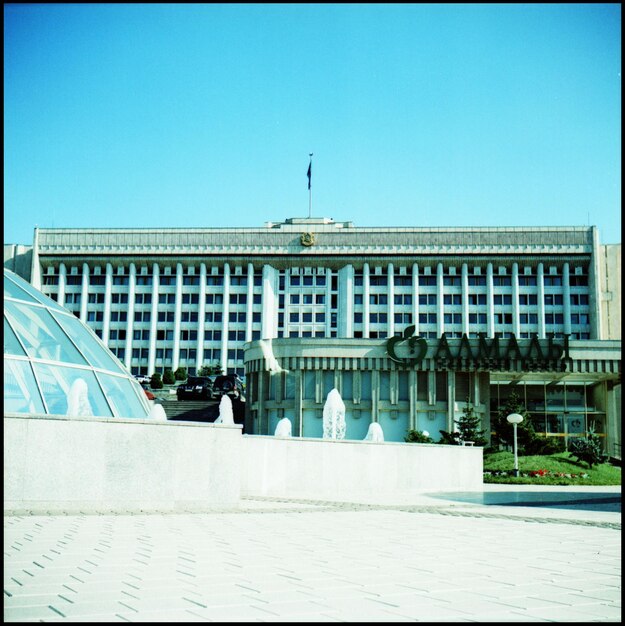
(568, 431, 605, 468)
(150, 373, 163, 389)
(163, 368, 175, 385)
(404, 429, 434, 443)
(197, 363, 223, 377)
(174, 367, 187, 381)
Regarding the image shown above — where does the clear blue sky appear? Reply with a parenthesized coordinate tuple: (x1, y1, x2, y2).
(4, 3, 621, 245)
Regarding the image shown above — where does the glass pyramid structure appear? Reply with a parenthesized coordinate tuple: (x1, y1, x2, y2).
(4, 268, 152, 419)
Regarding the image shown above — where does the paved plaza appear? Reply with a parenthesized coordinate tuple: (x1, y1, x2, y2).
(4, 486, 621, 622)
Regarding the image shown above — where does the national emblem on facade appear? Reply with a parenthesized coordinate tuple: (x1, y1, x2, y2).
(300, 232, 315, 246)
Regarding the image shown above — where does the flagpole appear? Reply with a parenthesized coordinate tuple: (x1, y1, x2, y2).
(308, 153, 313, 218)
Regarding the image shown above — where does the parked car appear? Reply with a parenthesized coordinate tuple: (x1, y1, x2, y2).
(212, 374, 244, 399)
(176, 376, 214, 401)
(135, 374, 152, 385)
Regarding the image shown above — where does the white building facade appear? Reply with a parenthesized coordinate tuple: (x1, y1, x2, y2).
(10, 217, 621, 454)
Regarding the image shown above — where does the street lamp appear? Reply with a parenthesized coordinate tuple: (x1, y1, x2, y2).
(506, 413, 524, 477)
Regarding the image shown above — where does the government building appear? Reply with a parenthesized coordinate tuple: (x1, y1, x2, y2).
(4, 217, 621, 458)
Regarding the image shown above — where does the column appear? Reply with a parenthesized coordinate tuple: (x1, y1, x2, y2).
(461, 263, 469, 336)
(196, 263, 207, 372)
(58, 263, 67, 308)
(436, 262, 444, 337)
(412, 263, 419, 335)
(172, 263, 183, 373)
(261, 265, 278, 339)
(220, 263, 231, 373)
(486, 263, 495, 338)
(124, 263, 136, 371)
(562, 262, 571, 336)
(80, 263, 89, 323)
(325, 268, 332, 337)
(363, 263, 370, 338)
(447, 371, 455, 433)
(587, 226, 603, 339)
(338, 265, 354, 338)
(148, 263, 159, 376)
(512, 263, 520, 336)
(388, 263, 395, 337)
(102, 263, 113, 346)
(245, 263, 254, 343)
(537, 263, 546, 339)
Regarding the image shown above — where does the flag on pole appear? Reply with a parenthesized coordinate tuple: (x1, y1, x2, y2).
(307, 160, 311, 190)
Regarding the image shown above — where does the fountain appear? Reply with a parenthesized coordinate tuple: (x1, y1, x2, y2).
(322, 388, 346, 440)
(148, 403, 168, 421)
(66, 378, 93, 417)
(274, 417, 292, 437)
(214, 394, 234, 424)
(364, 422, 384, 442)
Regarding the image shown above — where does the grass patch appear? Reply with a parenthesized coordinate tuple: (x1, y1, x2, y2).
(483, 451, 621, 486)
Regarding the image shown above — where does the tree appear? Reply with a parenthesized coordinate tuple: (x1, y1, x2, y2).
(174, 367, 187, 381)
(457, 401, 488, 446)
(163, 368, 175, 385)
(150, 372, 163, 389)
(439, 401, 488, 447)
(491, 391, 533, 452)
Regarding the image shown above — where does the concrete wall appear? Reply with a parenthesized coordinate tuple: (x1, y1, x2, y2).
(4, 414, 242, 514)
(241, 435, 483, 504)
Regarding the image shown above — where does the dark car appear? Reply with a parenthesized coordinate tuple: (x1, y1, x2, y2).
(176, 376, 213, 401)
(212, 374, 244, 399)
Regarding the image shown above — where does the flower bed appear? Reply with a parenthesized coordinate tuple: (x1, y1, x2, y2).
(484, 469, 589, 480)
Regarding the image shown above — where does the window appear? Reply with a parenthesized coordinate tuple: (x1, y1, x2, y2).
(443, 276, 460, 286)
(544, 276, 562, 287)
(468, 294, 486, 305)
(518, 276, 537, 286)
(519, 294, 538, 306)
(468, 276, 486, 286)
(544, 294, 563, 306)
(444, 313, 462, 324)
(443, 294, 462, 305)
(493, 294, 512, 306)
(418, 276, 436, 286)
(493, 276, 511, 287)
(419, 294, 437, 305)
(394, 294, 412, 306)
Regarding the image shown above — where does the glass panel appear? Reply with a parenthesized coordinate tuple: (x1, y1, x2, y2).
(4, 317, 26, 355)
(342, 371, 353, 400)
(51, 310, 126, 374)
(303, 371, 316, 400)
(565, 385, 586, 408)
(4, 272, 65, 311)
(567, 414, 585, 435)
(323, 371, 335, 396)
(360, 371, 372, 400)
(96, 373, 149, 419)
(379, 371, 391, 401)
(284, 371, 296, 400)
(4, 358, 46, 414)
(4, 300, 88, 365)
(546, 413, 563, 434)
(398, 371, 410, 401)
(33, 364, 113, 417)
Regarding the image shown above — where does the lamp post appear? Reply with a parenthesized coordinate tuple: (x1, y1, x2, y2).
(506, 413, 524, 477)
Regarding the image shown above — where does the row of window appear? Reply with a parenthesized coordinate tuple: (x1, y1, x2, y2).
(63, 291, 591, 309)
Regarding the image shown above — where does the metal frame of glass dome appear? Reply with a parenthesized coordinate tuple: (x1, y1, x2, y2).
(4, 269, 151, 419)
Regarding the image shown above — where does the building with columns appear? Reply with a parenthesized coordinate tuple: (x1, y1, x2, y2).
(6, 217, 621, 455)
